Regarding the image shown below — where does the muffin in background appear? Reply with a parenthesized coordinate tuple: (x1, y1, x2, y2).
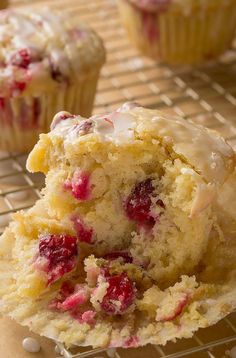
(0, 9, 105, 153)
(117, 0, 236, 64)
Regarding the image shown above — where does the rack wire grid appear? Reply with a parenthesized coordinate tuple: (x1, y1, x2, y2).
(0, 0, 236, 357)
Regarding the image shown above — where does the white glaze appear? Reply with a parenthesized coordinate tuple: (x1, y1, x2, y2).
(51, 103, 235, 185)
(22, 337, 41, 353)
(190, 183, 216, 218)
(0, 9, 105, 96)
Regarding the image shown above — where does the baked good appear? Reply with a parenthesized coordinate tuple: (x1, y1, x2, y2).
(0, 103, 235, 348)
(0, 9, 105, 152)
(117, 0, 236, 64)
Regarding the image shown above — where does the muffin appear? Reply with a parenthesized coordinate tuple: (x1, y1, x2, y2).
(117, 0, 236, 64)
(0, 103, 235, 348)
(0, 9, 105, 152)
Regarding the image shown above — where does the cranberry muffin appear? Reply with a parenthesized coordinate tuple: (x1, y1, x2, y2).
(0, 9, 105, 152)
(117, 0, 236, 64)
(0, 103, 235, 348)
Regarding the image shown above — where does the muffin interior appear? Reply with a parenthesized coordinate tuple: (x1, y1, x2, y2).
(0, 104, 235, 348)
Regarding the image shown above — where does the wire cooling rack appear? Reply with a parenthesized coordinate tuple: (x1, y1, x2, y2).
(0, 0, 236, 357)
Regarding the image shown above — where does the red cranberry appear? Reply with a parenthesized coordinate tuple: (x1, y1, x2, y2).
(38, 234, 78, 284)
(64, 170, 91, 201)
(125, 179, 155, 226)
(60, 285, 89, 311)
(50, 111, 75, 130)
(49, 281, 75, 310)
(124, 336, 139, 348)
(157, 294, 189, 322)
(103, 251, 133, 263)
(0, 98, 5, 109)
(11, 81, 26, 96)
(10, 48, 31, 68)
(101, 273, 136, 315)
(72, 310, 96, 325)
(72, 216, 93, 244)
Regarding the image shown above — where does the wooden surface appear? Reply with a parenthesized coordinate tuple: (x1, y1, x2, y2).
(0, 317, 56, 358)
(0, 0, 235, 357)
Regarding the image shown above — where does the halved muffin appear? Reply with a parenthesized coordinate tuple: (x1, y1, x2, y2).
(0, 103, 235, 348)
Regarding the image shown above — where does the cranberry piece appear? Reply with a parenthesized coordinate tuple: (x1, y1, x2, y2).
(74, 119, 93, 136)
(103, 251, 133, 263)
(60, 285, 89, 311)
(124, 336, 139, 348)
(101, 273, 136, 315)
(125, 179, 155, 226)
(38, 234, 78, 284)
(60, 281, 75, 297)
(80, 310, 96, 324)
(72, 216, 93, 244)
(50, 111, 75, 130)
(49, 281, 75, 310)
(64, 170, 91, 201)
(10, 48, 32, 68)
(72, 309, 96, 325)
(49, 282, 90, 312)
(11, 81, 26, 96)
(157, 294, 189, 322)
(0, 98, 5, 109)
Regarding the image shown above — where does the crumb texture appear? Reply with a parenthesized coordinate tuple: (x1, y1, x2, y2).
(0, 103, 235, 348)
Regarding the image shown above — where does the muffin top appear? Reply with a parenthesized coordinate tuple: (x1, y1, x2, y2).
(0, 9, 105, 97)
(46, 102, 235, 184)
(128, 0, 235, 13)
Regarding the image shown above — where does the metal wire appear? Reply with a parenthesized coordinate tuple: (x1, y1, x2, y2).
(1, 0, 236, 357)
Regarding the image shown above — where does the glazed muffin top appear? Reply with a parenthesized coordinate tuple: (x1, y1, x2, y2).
(0, 9, 105, 97)
(128, 0, 235, 13)
(41, 102, 234, 185)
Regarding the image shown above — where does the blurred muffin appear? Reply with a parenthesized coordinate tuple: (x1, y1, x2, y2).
(0, 9, 105, 152)
(117, 0, 236, 64)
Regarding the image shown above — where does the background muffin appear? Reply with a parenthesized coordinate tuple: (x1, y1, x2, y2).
(117, 0, 236, 64)
(0, 9, 105, 152)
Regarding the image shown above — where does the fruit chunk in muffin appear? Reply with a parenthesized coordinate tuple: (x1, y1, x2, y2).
(0, 103, 235, 348)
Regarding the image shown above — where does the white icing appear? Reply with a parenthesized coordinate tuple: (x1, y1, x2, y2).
(50, 105, 234, 185)
(117, 102, 140, 112)
(22, 337, 41, 353)
(0, 9, 105, 96)
(180, 168, 196, 176)
(94, 116, 114, 136)
(93, 112, 136, 144)
(190, 183, 216, 218)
